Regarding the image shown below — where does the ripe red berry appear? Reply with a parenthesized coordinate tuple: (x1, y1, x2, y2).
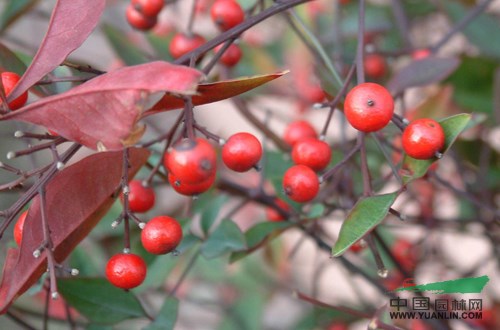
(141, 216, 183, 255)
(283, 165, 319, 203)
(349, 239, 365, 253)
(214, 43, 243, 67)
(283, 120, 318, 146)
(126, 5, 157, 31)
(402, 118, 445, 160)
(265, 198, 290, 222)
(291, 138, 331, 172)
(165, 138, 217, 184)
(169, 32, 206, 59)
(168, 172, 215, 196)
(344, 82, 394, 132)
(131, 0, 164, 17)
(14, 210, 28, 246)
(364, 54, 386, 79)
(1, 72, 28, 110)
(222, 132, 262, 172)
(105, 253, 147, 289)
(121, 180, 155, 213)
(211, 0, 244, 31)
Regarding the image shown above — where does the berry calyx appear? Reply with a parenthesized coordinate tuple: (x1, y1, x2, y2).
(14, 210, 28, 246)
(222, 132, 262, 172)
(265, 198, 290, 222)
(214, 43, 243, 67)
(364, 54, 386, 79)
(141, 216, 183, 255)
(283, 165, 319, 203)
(126, 5, 157, 31)
(165, 138, 217, 184)
(168, 172, 215, 196)
(131, 0, 164, 17)
(344, 82, 394, 132)
(1, 72, 28, 110)
(283, 120, 318, 146)
(105, 253, 147, 289)
(291, 138, 331, 172)
(121, 180, 155, 213)
(211, 0, 244, 31)
(169, 33, 206, 59)
(402, 118, 445, 160)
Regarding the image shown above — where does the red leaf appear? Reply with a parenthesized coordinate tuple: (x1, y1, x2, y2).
(8, 0, 106, 102)
(0, 148, 150, 313)
(145, 71, 288, 116)
(1, 62, 203, 151)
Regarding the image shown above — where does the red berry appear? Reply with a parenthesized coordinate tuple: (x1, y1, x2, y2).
(1, 72, 28, 110)
(283, 165, 319, 203)
(165, 138, 217, 184)
(344, 82, 394, 132)
(402, 118, 445, 160)
(299, 84, 325, 104)
(291, 138, 331, 172)
(131, 0, 164, 17)
(168, 172, 215, 196)
(211, 0, 244, 31)
(364, 54, 386, 78)
(214, 43, 243, 67)
(222, 132, 262, 172)
(121, 180, 155, 213)
(169, 33, 206, 59)
(349, 239, 365, 253)
(105, 253, 147, 289)
(126, 5, 157, 31)
(283, 120, 318, 146)
(265, 198, 290, 222)
(14, 210, 28, 246)
(392, 238, 417, 272)
(412, 48, 431, 60)
(141, 216, 183, 255)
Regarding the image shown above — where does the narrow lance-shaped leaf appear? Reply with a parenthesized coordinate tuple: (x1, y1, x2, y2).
(144, 296, 179, 330)
(145, 71, 288, 115)
(8, 0, 106, 101)
(201, 219, 246, 259)
(0, 0, 38, 31)
(332, 192, 398, 257)
(387, 57, 460, 95)
(1, 62, 202, 151)
(58, 278, 147, 325)
(102, 24, 150, 66)
(402, 113, 472, 184)
(0, 42, 27, 75)
(0, 148, 150, 313)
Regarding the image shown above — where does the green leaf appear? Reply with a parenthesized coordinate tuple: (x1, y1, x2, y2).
(58, 278, 146, 325)
(146, 33, 173, 61)
(201, 219, 246, 259)
(445, 2, 500, 59)
(402, 113, 472, 184)
(144, 297, 179, 330)
(387, 57, 460, 95)
(245, 221, 291, 248)
(332, 192, 398, 257)
(306, 203, 325, 218)
(0, 0, 38, 31)
(102, 24, 149, 65)
(0, 42, 27, 75)
(200, 194, 228, 235)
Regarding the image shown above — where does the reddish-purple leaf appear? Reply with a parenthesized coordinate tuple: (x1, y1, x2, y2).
(387, 57, 460, 95)
(0, 148, 150, 314)
(7, 0, 106, 101)
(1, 62, 203, 151)
(145, 71, 288, 116)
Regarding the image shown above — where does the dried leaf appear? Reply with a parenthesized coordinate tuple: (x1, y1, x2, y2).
(145, 71, 288, 115)
(0, 148, 150, 313)
(1, 62, 202, 150)
(7, 0, 106, 101)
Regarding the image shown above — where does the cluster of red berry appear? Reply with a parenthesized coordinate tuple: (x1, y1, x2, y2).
(0, 71, 28, 110)
(126, 0, 164, 31)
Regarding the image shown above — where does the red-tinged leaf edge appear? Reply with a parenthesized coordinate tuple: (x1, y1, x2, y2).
(0, 148, 150, 313)
(144, 71, 289, 116)
(1, 62, 203, 151)
(7, 0, 106, 102)
(387, 57, 461, 95)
